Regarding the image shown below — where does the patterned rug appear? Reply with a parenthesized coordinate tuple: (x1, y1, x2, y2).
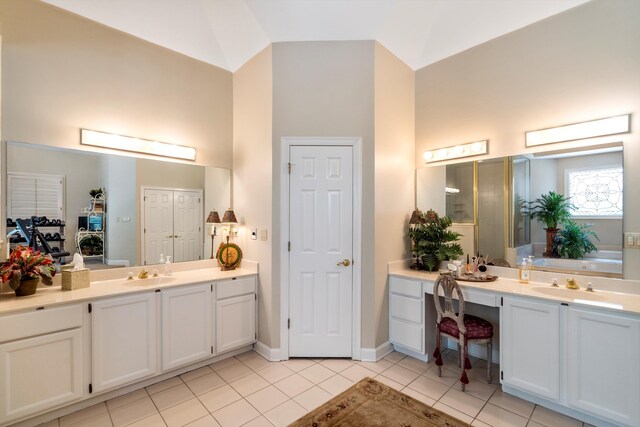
(288, 377, 471, 426)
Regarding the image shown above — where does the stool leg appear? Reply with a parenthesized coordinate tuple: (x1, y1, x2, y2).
(486, 341, 493, 384)
(457, 342, 461, 368)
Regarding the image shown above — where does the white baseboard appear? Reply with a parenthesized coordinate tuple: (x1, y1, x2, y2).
(360, 341, 394, 362)
(254, 341, 283, 361)
(389, 344, 428, 362)
(105, 258, 130, 267)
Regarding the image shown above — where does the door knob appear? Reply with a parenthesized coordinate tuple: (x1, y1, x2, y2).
(166, 235, 173, 239)
(337, 259, 351, 267)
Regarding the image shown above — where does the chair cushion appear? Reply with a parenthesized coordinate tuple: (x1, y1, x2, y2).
(439, 314, 493, 339)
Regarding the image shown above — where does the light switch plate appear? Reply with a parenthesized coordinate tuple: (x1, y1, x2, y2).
(624, 232, 640, 249)
(260, 229, 268, 241)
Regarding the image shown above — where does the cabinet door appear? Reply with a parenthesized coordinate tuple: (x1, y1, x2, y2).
(92, 293, 159, 393)
(162, 284, 212, 371)
(0, 329, 83, 424)
(389, 277, 424, 354)
(567, 307, 640, 426)
(216, 294, 256, 353)
(501, 297, 560, 400)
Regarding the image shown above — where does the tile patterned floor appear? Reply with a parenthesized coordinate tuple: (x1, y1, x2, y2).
(38, 349, 592, 427)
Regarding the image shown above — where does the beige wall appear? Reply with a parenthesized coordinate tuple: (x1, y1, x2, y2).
(415, 0, 640, 278)
(0, 0, 232, 168)
(373, 43, 415, 347)
(233, 46, 274, 346)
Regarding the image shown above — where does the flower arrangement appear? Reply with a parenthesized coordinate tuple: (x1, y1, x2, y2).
(1, 246, 56, 293)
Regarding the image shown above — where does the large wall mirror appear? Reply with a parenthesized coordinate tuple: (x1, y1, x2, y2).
(3, 141, 231, 270)
(417, 143, 625, 279)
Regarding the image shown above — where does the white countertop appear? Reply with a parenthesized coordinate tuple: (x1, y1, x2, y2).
(0, 267, 257, 315)
(390, 267, 640, 316)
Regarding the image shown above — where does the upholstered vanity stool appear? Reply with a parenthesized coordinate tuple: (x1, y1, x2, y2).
(432, 273, 494, 391)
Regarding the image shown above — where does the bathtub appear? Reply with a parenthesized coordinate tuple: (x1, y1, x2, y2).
(532, 257, 622, 278)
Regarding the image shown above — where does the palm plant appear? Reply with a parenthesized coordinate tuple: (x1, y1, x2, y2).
(555, 220, 599, 259)
(524, 191, 575, 257)
(408, 209, 463, 272)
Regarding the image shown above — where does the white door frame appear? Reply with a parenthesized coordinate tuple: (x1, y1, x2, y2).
(280, 137, 362, 360)
(140, 186, 204, 265)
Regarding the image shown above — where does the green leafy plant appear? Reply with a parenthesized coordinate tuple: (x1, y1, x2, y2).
(89, 188, 103, 198)
(408, 209, 463, 272)
(0, 245, 56, 290)
(524, 191, 575, 229)
(79, 235, 103, 256)
(554, 220, 599, 259)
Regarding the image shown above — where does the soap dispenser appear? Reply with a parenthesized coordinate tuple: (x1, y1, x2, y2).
(164, 256, 173, 276)
(518, 258, 530, 284)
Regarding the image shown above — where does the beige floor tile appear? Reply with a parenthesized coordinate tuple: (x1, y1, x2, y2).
(59, 402, 108, 427)
(245, 385, 290, 413)
(380, 364, 421, 386)
(529, 406, 582, 427)
(357, 358, 394, 373)
(297, 364, 336, 384)
(217, 363, 254, 383)
(198, 384, 242, 413)
(210, 357, 242, 372)
(339, 364, 377, 383)
(451, 377, 498, 401)
(280, 358, 316, 372)
(180, 367, 214, 383)
(107, 388, 149, 411)
(236, 353, 273, 372)
(255, 364, 295, 383)
(432, 402, 474, 424)
(471, 420, 493, 427)
(36, 419, 60, 427)
(235, 351, 259, 362)
(64, 412, 113, 427)
(147, 377, 185, 395)
(212, 399, 260, 427)
(293, 386, 333, 411)
(241, 416, 274, 427)
(526, 421, 546, 427)
(264, 400, 307, 427)
(128, 413, 167, 427)
(383, 351, 407, 363)
(185, 415, 221, 427)
(476, 403, 529, 427)
(229, 372, 270, 397)
(186, 372, 226, 396)
(110, 396, 158, 427)
(406, 376, 451, 401)
(374, 374, 404, 391)
(151, 383, 196, 411)
(397, 356, 431, 374)
(317, 374, 354, 396)
(319, 358, 355, 373)
(400, 387, 437, 407)
(273, 373, 314, 398)
(489, 388, 535, 419)
(161, 398, 209, 427)
(439, 388, 486, 418)
(422, 364, 460, 386)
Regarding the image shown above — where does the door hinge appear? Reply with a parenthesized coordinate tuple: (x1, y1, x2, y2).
(287, 319, 290, 330)
(88, 303, 92, 313)
(89, 383, 93, 394)
(288, 163, 292, 174)
(500, 371, 503, 381)
(211, 346, 214, 354)
(255, 332, 257, 340)
(288, 241, 291, 252)
(211, 284, 213, 292)
(500, 297, 503, 306)
(144, 228, 146, 233)
(144, 196, 147, 201)
(254, 294, 257, 300)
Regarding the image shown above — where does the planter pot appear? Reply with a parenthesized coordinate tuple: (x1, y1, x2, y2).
(15, 278, 39, 297)
(543, 227, 559, 257)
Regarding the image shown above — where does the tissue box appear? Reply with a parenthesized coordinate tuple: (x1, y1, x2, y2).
(61, 268, 90, 291)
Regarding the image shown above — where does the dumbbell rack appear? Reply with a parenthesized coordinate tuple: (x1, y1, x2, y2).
(7, 219, 66, 258)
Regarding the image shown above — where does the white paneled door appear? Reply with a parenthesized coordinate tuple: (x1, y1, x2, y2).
(289, 145, 353, 357)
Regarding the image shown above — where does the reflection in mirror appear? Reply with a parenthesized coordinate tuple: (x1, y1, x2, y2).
(417, 144, 624, 279)
(4, 142, 231, 270)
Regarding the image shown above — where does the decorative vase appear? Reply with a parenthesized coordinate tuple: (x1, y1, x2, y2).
(15, 278, 39, 297)
(543, 227, 559, 257)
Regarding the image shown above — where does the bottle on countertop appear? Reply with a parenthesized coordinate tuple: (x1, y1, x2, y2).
(518, 257, 530, 284)
(164, 256, 173, 276)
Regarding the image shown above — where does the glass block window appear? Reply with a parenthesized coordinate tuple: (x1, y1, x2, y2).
(567, 167, 623, 217)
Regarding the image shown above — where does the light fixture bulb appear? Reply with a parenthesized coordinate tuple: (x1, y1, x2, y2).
(452, 146, 464, 155)
(437, 148, 448, 158)
(423, 151, 434, 161)
(471, 142, 483, 152)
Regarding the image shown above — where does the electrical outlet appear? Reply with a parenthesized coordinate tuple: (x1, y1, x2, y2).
(260, 229, 268, 241)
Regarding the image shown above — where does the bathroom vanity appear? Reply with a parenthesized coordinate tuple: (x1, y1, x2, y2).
(0, 262, 258, 426)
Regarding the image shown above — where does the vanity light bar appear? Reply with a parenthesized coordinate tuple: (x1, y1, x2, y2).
(81, 129, 196, 161)
(445, 187, 461, 194)
(423, 140, 488, 163)
(525, 114, 630, 147)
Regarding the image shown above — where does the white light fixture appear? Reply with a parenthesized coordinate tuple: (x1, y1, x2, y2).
(445, 187, 460, 194)
(423, 140, 488, 164)
(525, 114, 630, 147)
(81, 129, 196, 161)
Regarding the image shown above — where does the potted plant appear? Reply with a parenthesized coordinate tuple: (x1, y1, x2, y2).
(554, 220, 599, 259)
(0, 246, 56, 296)
(408, 209, 463, 272)
(524, 191, 575, 257)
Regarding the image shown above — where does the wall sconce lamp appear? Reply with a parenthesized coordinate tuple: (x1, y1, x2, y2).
(81, 129, 197, 161)
(525, 114, 630, 147)
(423, 140, 488, 164)
(206, 210, 221, 259)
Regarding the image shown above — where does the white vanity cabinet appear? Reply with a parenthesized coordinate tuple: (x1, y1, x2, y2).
(215, 276, 257, 353)
(566, 306, 640, 426)
(91, 292, 159, 393)
(0, 305, 84, 424)
(161, 283, 213, 371)
(389, 276, 425, 356)
(500, 296, 561, 400)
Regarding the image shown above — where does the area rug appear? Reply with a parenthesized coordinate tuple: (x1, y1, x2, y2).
(288, 377, 471, 427)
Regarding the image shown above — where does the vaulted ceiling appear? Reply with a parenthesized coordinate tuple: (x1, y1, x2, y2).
(43, 0, 589, 72)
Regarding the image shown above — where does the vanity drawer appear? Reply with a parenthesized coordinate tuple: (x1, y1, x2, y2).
(390, 294, 423, 324)
(217, 276, 256, 299)
(390, 277, 422, 298)
(0, 304, 83, 343)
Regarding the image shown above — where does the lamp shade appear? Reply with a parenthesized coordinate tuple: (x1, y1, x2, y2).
(409, 209, 425, 225)
(221, 209, 238, 224)
(206, 210, 221, 224)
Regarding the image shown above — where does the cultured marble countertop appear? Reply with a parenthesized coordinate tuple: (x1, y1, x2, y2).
(0, 267, 257, 315)
(390, 266, 640, 316)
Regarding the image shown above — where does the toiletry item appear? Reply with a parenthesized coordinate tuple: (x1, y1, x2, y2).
(518, 258, 530, 283)
(164, 256, 173, 276)
(159, 253, 164, 264)
(465, 254, 472, 274)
